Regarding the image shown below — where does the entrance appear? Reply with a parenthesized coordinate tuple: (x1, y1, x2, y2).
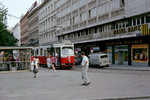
(118, 51, 124, 64)
(115, 45, 128, 65)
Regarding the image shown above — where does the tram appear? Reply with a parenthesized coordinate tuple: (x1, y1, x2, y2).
(32, 42, 75, 68)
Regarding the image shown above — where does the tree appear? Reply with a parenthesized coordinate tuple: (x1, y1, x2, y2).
(0, 3, 18, 46)
(0, 2, 7, 23)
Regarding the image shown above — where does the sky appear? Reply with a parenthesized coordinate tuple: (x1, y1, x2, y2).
(0, 0, 37, 28)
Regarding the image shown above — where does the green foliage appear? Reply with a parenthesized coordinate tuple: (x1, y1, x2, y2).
(0, 2, 8, 22)
(0, 19, 18, 46)
(0, 3, 18, 46)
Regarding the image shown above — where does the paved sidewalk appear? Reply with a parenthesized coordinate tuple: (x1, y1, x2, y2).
(104, 64, 150, 71)
(0, 68, 150, 100)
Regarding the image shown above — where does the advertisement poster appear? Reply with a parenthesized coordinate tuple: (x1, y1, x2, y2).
(132, 44, 148, 63)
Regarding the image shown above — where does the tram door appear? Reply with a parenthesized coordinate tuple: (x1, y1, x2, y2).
(55, 48, 61, 66)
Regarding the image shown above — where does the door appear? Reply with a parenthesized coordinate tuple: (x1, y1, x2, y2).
(118, 51, 124, 64)
(56, 48, 61, 66)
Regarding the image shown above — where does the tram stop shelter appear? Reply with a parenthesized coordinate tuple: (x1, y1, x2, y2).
(0, 47, 33, 71)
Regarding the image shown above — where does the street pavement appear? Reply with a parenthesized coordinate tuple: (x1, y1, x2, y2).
(0, 66, 150, 100)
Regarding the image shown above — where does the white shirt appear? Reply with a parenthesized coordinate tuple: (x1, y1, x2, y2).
(47, 58, 51, 64)
(81, 56, 89, 66)
(33, 58, 39, 66)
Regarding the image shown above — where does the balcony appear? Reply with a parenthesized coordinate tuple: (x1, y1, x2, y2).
(111, 7, 125, 18)
(88, 17, 97, 25)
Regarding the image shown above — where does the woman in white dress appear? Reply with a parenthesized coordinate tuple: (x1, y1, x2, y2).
(47, 54, 56, 72)
(32, 56, 39, 78)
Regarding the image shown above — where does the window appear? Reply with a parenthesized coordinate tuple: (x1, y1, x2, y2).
(112, 0, 120, 9)
(146, 14, 150, 23)
(115, 24, 118, 29)
(141, 16, 145, 24)
(126, 18, 132, 27)
(98, 2, 109, 15)
(86, 30, 88, 35)
(137, 18, 140, 25)
(80, 12, 87, 22)
(133, 18, 136, 26)
(100, 55, 108, 59)
(79, 0, 86, 7)
(89, 9, 91, 19)
(91, 27, 96, 34)
(90, 7, 97, 18)
(78, 32, 81, 37)
(73, 16, 79, 24)
(120, 0, 125, 7)
(62, 47, 74, 56)
(72, 1, 78, 11)
(66, 19, 70, 27)
(88, 29, 91, 34)
(118, 23, 122, 29)
(111, 23, 115, 30)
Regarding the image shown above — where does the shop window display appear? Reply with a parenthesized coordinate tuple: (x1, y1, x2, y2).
(133, 48, 147, 62)
(132, 44, 148, 63)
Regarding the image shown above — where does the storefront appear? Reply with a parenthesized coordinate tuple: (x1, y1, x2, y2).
(74, 35, 150, 67)
(131, 44, 148, 66)
(114, 45, 128, 65)
(105, 36, 150, 66)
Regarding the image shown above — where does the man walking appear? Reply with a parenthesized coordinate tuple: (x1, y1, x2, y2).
(81, 52, 91, 86)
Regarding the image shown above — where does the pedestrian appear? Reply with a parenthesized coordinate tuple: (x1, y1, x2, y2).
(31, 56, 35, 71)
(32, 56, 39, 78)
(81, 52, 91, 86)
(47, 54, 56, 72)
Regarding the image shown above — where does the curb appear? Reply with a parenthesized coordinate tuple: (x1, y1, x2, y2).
(99, 96, 150, 100)
(0, 70, 30, 74)
(104, 67, 150, 71)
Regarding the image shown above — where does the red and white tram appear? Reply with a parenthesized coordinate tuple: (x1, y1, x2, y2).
(32, 42, 75, 68)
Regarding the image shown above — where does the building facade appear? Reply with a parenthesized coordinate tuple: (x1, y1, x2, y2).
(20, 12, 29, 46)
(28, 1, 39, 47)
(53, 0, 150, 67)
(37, 0, 150, 66)
(38, 0, 59, 46)
(13, 22, 21, 46)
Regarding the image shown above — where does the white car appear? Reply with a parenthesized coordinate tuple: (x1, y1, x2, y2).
(88, 53, 111, 67)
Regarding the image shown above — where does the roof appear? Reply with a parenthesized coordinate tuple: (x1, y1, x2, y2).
(0, 47, 33, 50)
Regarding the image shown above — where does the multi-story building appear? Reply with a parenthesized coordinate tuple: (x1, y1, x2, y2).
(38, 0, 150, 67)
(38, 0, 59, 46)
(13, 22, 21, 46)
(28, 1, 39, 47)
(20, 12, 29, 46)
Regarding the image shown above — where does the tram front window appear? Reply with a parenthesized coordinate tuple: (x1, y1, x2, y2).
(62, 47, 74, 56)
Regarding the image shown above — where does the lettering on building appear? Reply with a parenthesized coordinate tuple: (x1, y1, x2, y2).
(106, 39, 142, 46)
(113, 25, 141, 35)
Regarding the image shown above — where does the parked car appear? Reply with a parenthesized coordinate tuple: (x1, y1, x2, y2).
(88, 53, 111, 67)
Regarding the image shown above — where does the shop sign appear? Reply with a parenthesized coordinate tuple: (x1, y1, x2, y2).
(128, 25, 141, 33)
(106, 39, 142, 46)
(113, 25, 141, 35)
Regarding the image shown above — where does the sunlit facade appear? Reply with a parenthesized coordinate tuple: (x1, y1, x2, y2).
(38, 0, 150, 66)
